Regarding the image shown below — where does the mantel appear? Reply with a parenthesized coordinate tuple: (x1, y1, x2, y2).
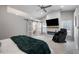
(47, 26, 59, 28)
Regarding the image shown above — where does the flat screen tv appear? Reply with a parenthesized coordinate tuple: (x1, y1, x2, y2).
(46, 18, 59, 26)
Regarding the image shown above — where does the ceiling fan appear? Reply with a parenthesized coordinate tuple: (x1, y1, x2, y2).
(38, 5, 52, 12)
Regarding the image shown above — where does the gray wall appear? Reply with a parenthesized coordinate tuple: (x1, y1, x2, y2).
(61, 11, 74, 40)
(0, 6, 27, 39)
(47, 11, 61, 28)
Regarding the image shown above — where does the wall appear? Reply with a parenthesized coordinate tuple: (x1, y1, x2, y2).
(61, 11, 74, 37)
(47, 11, 60, 19)
(41, 15, 47, 34)
(46, 11, 74, 40)
(47, 11, 61, 27)
(0, 6, 27, 39)
(61, 11, 74, 21)
(46, 11, 61, 33)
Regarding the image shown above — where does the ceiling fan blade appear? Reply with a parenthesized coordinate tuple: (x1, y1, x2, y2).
(38, 5, 52, 8)
(38, 5, 43, 9)
(43, 8, 47, 12)
(37, 5, 52, 13)
(44, 5, 52, 8)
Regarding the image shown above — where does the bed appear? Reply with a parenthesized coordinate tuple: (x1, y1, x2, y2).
(0, 35, 51, 54)
(0, 38, 25, 54)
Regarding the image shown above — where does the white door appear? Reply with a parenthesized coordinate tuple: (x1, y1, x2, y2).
(77, 15, 79, 49)
(74, 15, 79, 49)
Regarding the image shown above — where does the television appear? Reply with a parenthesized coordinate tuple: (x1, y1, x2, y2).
(46, 18, 59, 26)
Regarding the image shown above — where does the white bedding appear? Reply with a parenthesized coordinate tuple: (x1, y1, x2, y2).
(0, 36, 53, 54)
(0, 38, 25, 54)
(0, 35, 54, 54)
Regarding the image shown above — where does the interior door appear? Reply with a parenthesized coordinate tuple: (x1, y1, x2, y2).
(77, 15, 79, 49)
(74, 15, 79, 49)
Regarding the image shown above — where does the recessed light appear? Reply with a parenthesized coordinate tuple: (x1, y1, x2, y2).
(60, 5, 64, 8)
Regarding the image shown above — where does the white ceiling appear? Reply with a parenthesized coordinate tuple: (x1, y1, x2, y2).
(46, 5, 77, 11)
(9, 5, 78, 19)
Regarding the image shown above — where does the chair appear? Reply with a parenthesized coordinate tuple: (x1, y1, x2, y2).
(52, 28, 67, 43)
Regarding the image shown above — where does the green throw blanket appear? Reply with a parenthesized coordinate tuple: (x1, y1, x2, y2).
(11, 35, 51, 54)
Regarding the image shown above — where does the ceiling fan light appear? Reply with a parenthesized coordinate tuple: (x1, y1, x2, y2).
(41, 12, 43, 14)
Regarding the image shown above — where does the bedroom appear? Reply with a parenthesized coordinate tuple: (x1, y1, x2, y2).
(0, 5, 79, 54)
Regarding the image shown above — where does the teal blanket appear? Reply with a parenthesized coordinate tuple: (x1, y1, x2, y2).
(11, 35, 51, 54)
